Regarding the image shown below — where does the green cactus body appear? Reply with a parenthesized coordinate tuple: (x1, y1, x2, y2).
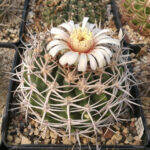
(120, 0, 150, 37)
(14, 30, 133, 139)
(42, 0, 108, 25)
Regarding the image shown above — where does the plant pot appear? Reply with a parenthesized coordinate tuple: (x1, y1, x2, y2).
(0, 0, 30, 44)
(0, 0, 149, 149)
(0, 44, 149, 150)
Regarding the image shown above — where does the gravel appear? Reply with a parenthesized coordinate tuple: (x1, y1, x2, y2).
(5, 112, 142, 146)
(0, 0, 25, 43)
(0, 48, 15, 143)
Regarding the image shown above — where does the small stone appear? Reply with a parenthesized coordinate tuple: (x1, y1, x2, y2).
(34, 140, 39, 144)
(21, 136, 31, 144)
(62, 136, 76, 145)
(27, 125, 32, 130)
(70, 136, 76, 144)
(34, 122, 39, 128)
(130, 121, 135, 127)
(122, 128, 128, 134)
(23, 128, 28, 133)
(113, 125, 120, 131)
(50, 131, 57, 139)
(124, 139, 129, 144)
(15, 137, 21, 144)
(51, 138, 56, 144)
(91, 138, 96, 144)
(132, 140, 141, 145)
(62, 136, 72, 145)
(29, 129, 34, 136)
(34, 128, 39, 136)
(134, 136, 140, 141)
(82, 137, 89, 144)
(103, 129, 114, 139)
(126, 134, 133, 142)
(41, 132, 46, 139)
(44, 138, 50, 144)
(31, 120, 35, 126)
(106, 139, 115, 145)
(7, 135, 13, 142)
(45, 130, 50, 139)
(28, 11, 35, 19)
(112, 131, 122, 142)
(101, 137, 106, 142)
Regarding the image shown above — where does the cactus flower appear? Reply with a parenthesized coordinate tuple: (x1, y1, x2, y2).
(47, 17, 121, 72)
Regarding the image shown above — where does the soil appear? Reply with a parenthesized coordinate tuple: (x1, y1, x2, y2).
(0, 0, 25, 43)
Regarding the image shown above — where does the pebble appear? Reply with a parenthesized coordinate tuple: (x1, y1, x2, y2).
(41, 132, 46, 139)
(45, 130, 50, 139)
(44, 138, 50, 144)
(82, 138, 89, 144)
(50, 131, 57, 139)
(113, 125, 120, 131)
(112, 131, 122, 142)
(29, 129, 34, 136)
(103, 129, 114, 139)
(101, 137, 106, 142)
(62, 136, 72, 145)
(34, 128, 39, 136)
(122, 128, 128, 134)
(7, 135, 13, 142)
(21, 136, 31, 144)
(91, 138, 96, 144)
(126, 134, 133, 143)
(106, 139, 115, 145)
(15, 137, 21, 144)
(51, 138, 56, 144)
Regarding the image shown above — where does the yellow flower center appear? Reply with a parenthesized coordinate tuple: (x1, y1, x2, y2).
(69, 27, 94, 53)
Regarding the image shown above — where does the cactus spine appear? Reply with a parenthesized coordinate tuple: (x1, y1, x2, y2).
(14, 30, 135, 140)
(120, 0, 150, 37)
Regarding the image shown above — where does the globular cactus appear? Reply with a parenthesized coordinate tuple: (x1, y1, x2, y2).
(42, 0, 108, 26)
(0, 0, 22, 23)
(119, 0, 150, 37)
(13, 17, 135, 142)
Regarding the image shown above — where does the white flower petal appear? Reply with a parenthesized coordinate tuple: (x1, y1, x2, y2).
(91, 50, 106, 68)
(98, 46, 113, 57)
(94, 29, 111, 38)
(69, 20, 75, 29)
(51, 27, 69, 40)
(49, 45, 69, 57)
(46, 40, 66, 50)
(59, 23, 73, 34)
(97, 49, 111, 64)
(53, 35, 68, 41)
(92, 28, 101, 35)
(78, 54, 87, 72)
(86, 23, 95, 31)
(96, 38, 120, 46)
(95, 35, 110, 43)
(75, 24, 80, 29)
(87, 54, 97, 70)
(82, 17, 89, 29)
(59, 51, 79, 66)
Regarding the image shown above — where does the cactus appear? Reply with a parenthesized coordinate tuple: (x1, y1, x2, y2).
(13, 17, 135, 143)
(42, 0, 108, 26)
(0, 0, 22, 23)
(119, 0, 150, 37)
